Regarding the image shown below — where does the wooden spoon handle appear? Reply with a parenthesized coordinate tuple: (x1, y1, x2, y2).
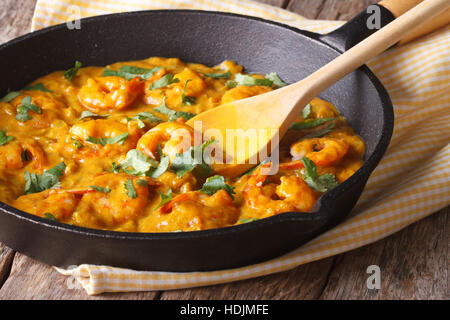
(292, 0, 450, 106)
(379, 0, 450, 44)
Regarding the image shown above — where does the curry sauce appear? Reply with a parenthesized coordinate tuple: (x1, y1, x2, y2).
(0, 57, 364, 232)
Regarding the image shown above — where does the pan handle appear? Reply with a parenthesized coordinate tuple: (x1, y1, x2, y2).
(319, 0, 450, 52)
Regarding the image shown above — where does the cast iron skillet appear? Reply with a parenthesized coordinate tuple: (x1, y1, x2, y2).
(0, 7, 394, 271)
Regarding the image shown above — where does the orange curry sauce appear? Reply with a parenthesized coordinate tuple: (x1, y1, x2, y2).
(0, 57, 364, 232)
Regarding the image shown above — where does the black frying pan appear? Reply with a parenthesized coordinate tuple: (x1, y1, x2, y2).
(0, 6, 395, 272)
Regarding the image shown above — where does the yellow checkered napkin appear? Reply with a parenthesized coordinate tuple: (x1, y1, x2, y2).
(32, 0, 449, 295)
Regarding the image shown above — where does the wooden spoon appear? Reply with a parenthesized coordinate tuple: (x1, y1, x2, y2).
(186, 0, 450, 177)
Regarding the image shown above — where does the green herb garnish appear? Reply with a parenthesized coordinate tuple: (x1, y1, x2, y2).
(72, 138, 83, 149)
(136, 179, 148, 187)
(289, 117, 335, 131)
(90, 185, 111, 193)
(103, 65, 163, 80)
(149, 73, 180, 90)
(21, 148, 30, 161)
(24, 162, 66, 194)
(23, 83, 52, 93)
(15, 96, 42, 122)
(0, 130, 14, 146)
(156, 189, 173, 209)
(265, 72, 287, 87)
(122, 149, 159, 176)
(171, 140, 215, 178)
(79, 110, 109, 120)
(242, 159, 270, 177)
(110, 162, 122, 173)
(64, 61, 82, 81)
(0, 91, 21, 102)
(86, 133, 129, 146)
(226, 72, 286, 88)
(302, 104, 311, 119)
(301, 157, 338, 193)
(200, 175, 235, 198)
(149, 155, 169, 178)
(201, 71, 231, 79)
(124, 179, 137, 199)
(238, 218, 258, 224)
(128, 112, 161, 129)
(44, 213, 57, 221)
(154, 98, 195, 121)
(181, 79, 196, 106)
(302, 122, 335, 139)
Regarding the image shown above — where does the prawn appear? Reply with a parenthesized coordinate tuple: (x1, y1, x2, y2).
(136, 121, 194, 160)
(73, 173, 160, 228)
(69, 119, 140, 157)
(6, 92, 67, 129)
(151, 190, 239, 232)
(173, 68, 207, 97)
(0, 138, 45, 171)
(13, 189, 80, 221)
(78, 76, 144, 111)
(243, 167, 317, 216)
(279, 137, 349, 170)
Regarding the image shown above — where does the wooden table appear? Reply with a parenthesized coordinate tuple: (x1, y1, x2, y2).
(0, 0, 448, 300)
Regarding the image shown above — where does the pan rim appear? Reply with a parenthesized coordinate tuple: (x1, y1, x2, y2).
(0, 9, 394, 241)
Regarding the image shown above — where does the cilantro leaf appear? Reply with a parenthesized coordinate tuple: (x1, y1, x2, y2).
(181, 79, 196, 106)
(201, 71, 231, 79)
(225, 72, 286, 89)
(21, 148, 30, 161)
(110, 162, 122, 173)
(154, 98, 195, 121)
(15, 96, 42, 122)
(103, 65, 163, 80)
(23, 83, 52, 93)
(64, 61, 82, 81)
(136, 179, 148, 187)
(154, 98, 176, 118)
(265, 72, 287, 87)
(128, 112, 161, 128)
(124, 180, 137, 198)
(237, 218, 258, 224)
(302, 104, 311, 119)
(242, 159, 270, 177)
(301, 157, 338, 193)
(171, 140, 215, 178)
(24, 162, 66, 194)
(200, 175, 235, 198)
(79, 110, 109, 120)
(149, 73, 179, 90)
(0, 91, 21, 102)
(90, 185, 111, 193)
(122, 149, 158, 176)
(44, 213, 57, 221)
(226, 74, 273, 88)
(72, 138, 83, 149)
(149, 155, 170, 178)
(289, 117, 335, 131)
(302, 122, 335, 139)
(0, 130, 14, 146)
(86, 133, 129, 146)
(156, 189, 173, 209)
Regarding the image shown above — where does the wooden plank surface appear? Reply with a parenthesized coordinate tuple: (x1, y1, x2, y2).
(319, 207, 449, 299)
(0, 0, 448, 300)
